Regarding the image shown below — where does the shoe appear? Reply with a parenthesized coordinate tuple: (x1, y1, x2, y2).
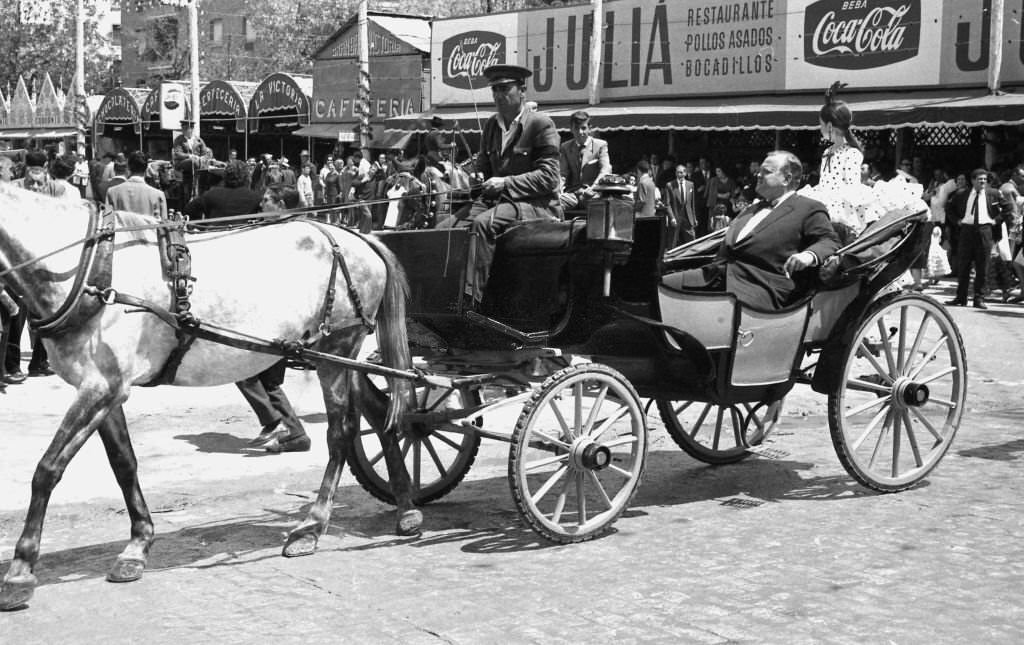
(265, 434, 311, 453)
(249, 421, 284, 446)
(973, 300, 988, 310)
(27, 367, 54, 377)
(2, 372, 26, 385)
(1011, 294, 1024, 303)
(945, 299, 966, 307)
(1002, 290, 1011, 303)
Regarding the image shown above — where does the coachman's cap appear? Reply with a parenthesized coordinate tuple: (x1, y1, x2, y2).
(482, 64, 532, 86)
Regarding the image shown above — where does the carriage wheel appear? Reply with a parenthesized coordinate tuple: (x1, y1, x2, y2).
(828, 293, 966, 492)
(508, 364, 648, 544)
(656, 399, 781, 465)
(350, 383, 481, 506)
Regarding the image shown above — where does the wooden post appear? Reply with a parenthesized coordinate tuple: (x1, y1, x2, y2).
(589, 0, 603, 106)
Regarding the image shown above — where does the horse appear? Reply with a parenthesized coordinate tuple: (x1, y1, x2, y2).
(0, 184, 420, 610)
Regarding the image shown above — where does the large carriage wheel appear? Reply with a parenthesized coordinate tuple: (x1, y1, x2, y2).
(655, 399, 781, 465)
(509, 364, 648, 544)
(828, 293, 966, 492)
(350, 383, 481, 505)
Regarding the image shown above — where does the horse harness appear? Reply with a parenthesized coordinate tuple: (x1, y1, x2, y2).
(31, 208, 377, 386)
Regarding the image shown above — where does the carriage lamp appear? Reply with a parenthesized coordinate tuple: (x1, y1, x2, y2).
(586, 175, 635, 296)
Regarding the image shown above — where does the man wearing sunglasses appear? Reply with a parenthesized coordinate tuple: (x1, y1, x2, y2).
(462, 64, 562, 306)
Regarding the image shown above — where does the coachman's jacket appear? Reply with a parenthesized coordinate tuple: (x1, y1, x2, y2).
(476, 109, 562, 216)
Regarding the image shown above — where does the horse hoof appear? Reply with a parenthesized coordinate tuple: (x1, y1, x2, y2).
(282, 533, 318, 558)
(396, 509, 423, 537)
(107, 557, 146, 583)
(0, 574, 38, 611)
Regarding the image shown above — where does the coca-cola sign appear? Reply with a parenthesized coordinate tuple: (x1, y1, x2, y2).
(442, 31, 505, 90)
(804, 0, 920, 70)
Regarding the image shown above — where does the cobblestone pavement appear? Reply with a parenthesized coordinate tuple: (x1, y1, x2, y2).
(1, 281, 1023, 644)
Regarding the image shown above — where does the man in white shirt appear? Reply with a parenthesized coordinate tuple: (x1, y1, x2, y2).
(945, 168, 1012, 308)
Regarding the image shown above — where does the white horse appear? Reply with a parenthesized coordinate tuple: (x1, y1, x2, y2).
(0, 184, 419, 610)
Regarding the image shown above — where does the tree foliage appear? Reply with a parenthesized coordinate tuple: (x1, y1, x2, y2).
(202, 0, 566, 81)
(0, 0, 120, 97)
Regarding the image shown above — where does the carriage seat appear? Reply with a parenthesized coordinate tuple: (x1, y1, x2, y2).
(657, 285, 812, 387)
(496, 218, 587, 256)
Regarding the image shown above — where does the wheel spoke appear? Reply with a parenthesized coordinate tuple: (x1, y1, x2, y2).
(607, 463, 633, 478)
(908, 334, 950, 380)
(858, 338, 896, 385)
(548, 398, 573, 442)
(891, 406, 902, 477)
(550, 478, 571, 524)
(845, 394, 889, 418)
(903, 313, 932, 376)
(588, 404, 631, 439)
(574, 382, 584, 438)
(847, 378, 893, 394)
(413, 441, 422, 488)
(368, 448, 386, 467)
(576, 472, 587, 525)
(900, 409, 924, 468)
(712, 407, 725, 450)
(422, 436, 447, 478)
(689, 403, 713, 439)
(526, 453, 569, 472)
(731, 407, 743, 447)
(530, 429, 572, 451)
(896, 306, 909, 374)
(672, 400, 695, 416)
(852, 404, 890, 451)
(926, 396, 957, 409)
(868, 408, 894, 469)
(601, 435, 637, 449)
(530, 465, 568, 504)
(587, 470, 613, 508)
(359, 427, 378, 437)
(875, 317, 898, 376)
(909, 405, 946, 443)
(432, 431, 465, 451)
(401, 438, 412, 458)
(917, 366, 957, 386)
(582, 385, 610, 437)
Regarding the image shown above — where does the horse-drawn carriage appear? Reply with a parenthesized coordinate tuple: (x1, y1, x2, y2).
(353, 194, 966, 543)
(0, 183, 965, 609)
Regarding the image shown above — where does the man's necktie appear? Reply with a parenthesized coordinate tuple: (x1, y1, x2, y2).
(971, 190, 980, 224)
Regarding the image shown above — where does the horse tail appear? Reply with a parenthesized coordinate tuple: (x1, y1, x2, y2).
(364, 234, 414, 432)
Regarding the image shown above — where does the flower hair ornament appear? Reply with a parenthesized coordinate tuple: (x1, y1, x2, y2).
(824, 81, 848, 106)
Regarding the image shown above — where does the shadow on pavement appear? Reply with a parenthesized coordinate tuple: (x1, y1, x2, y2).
(957, 438, 1024, 461)
(7, 448, 886, 594)
(172, 432, 289, 457)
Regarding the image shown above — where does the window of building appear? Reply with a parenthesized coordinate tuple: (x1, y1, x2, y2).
(210, 18, 223, 44)
(243, 17, 255, 51)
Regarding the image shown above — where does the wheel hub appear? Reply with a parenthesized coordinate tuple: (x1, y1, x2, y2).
(569, 437, 612, 471)
(893, 378, 930, 408)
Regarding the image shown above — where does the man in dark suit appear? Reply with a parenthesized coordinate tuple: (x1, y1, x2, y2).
(182, 159, 261, 221)
(664, 163, 697, 247)
(664, 151, 840, 310)
(463, 64, 562, 305)
(558, 110, 611, 211)
(944, 167, 1011, 309)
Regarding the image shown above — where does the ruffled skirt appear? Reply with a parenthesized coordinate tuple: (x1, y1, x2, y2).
(798, 179, 928, 236)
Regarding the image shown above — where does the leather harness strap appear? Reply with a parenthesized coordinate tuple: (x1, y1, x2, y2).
(144, 210, 198, 386)
(304, 220, 375, 334)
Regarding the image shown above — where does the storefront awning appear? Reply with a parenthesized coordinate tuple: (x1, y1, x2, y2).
(249, 73, 312, 133)
(385, 107, 492, 133)
(294, 123, 358, 141)
(375, 130, 413, 150)
(388, 89, 1024, 133)
(0, 128, 78, 139)
(200, 80, 257, 134)
(0, 131, 31, 138)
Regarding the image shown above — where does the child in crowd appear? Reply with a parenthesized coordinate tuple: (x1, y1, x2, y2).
(926, 225, 951, 285)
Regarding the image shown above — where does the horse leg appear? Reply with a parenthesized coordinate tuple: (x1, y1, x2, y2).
(282, 366, 356, 557)
(357, 373, 421, 536)
(0, 388, 120, 610)
(96, 404, 155, 583)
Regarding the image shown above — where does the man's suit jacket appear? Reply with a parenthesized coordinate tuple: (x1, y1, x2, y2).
(106, 176, 168, 219)
(477, 108, 561, 213)
(945, 185, 1010, 241)
(559, 136, 611, 192)
(634, 174, 658, 218)
(669, 193, 839, 310)
(664, 178, 697, 237)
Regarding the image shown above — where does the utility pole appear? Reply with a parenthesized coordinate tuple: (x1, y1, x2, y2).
(188, 0, 200, 139)
(589, 0, 603, 106)
(358, 0, 370, 156)
(75, 0, 86, 155)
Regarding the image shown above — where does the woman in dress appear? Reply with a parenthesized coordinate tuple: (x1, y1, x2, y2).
(801, 82, 925, 239)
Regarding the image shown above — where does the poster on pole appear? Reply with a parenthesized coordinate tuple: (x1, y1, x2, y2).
(159, 82, 187, 130)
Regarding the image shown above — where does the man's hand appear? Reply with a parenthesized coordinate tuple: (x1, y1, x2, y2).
(783, 251, 816, 278)
(481, 176, 506, 198)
